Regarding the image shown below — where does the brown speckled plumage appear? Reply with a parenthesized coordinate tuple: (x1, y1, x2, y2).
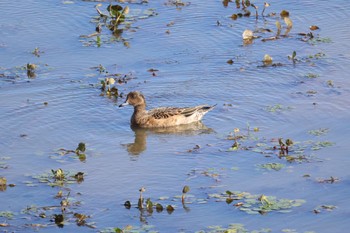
(119, 91, 215, 128)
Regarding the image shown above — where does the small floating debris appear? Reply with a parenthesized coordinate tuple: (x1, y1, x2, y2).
(242, 29, 254, 40)
(262, 54, 273, 64)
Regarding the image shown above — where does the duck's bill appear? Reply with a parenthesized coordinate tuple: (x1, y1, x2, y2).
(119, 102, 129, 107)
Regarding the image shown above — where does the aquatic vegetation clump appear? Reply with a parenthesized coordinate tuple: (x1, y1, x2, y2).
(197, 223, 272, 233)
(101, 224, 158, 233)
(29, 168, 85, 187)
(0, 64, 51, 82)
(226, 127, 334, 164)
(80, 3, 156, 47)
(124, 187, 180, 215)
(54, 142, 87, 162)
(258, 162, 285, 171)
(91, 65, 136, 99)
(20, 190, 95, 229)
(209, 190, 305, 215)
(164, 0, 190, 8)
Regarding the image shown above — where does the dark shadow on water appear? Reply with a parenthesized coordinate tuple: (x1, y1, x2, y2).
(123, 121, 214, 157)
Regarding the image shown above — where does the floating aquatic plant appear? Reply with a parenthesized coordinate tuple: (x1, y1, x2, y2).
(308, 128, 329, 136)
(0, 64, 51, 82)
(101, 224, 157, 233)
(226, 128, 333, 164)
(265, 104, 293, 113)
(209, 190, 305, 215)
(165, 0, 190, 8)
(20, 190, 94, 230)
(314, 205, 337, 214)
(80, 3, 156, 47)
(32, 47, 43, 57)
(55, 142, 87, 162)
(304, 73, 319, 79)
(198, 223, 272, 233)
(30, 169, 85, 187)
(0, 211, 14, 219)
(259, 162, 285, 171)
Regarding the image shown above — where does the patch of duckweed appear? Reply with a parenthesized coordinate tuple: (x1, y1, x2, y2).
(209, 191, 305, 215)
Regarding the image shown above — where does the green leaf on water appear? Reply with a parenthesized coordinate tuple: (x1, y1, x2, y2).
(305, 73, 319, 79)
(308, 128, 329, 136)
(265, 104, 292, 112)
(311, 141, 334, 150)
(0, 211, 15, 219)
(114, 228, 123, 233)
(259, 163, 285, 171)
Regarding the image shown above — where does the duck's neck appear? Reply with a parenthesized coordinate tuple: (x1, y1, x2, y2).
(132, 104, 147, 124)
(133, 104, 146, 113)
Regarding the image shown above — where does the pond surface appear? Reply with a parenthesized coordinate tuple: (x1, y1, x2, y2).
(1, 0, 350, 232)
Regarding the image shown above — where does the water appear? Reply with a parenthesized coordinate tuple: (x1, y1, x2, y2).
(1, 0, 350, 232)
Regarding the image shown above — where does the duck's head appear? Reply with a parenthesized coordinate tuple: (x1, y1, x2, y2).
(119, 91, 146, 107)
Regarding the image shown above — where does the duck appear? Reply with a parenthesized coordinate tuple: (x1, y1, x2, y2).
(119, 91, 215, 128)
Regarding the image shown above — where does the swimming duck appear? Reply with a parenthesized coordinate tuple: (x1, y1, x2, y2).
(119, 91, 215, 128)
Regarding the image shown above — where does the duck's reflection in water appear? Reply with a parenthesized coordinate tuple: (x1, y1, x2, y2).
(123, 121, 214, 156)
